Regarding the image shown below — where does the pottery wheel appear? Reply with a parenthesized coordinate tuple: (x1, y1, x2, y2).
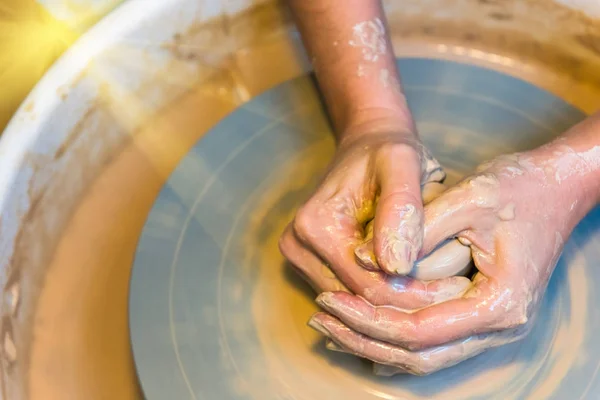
(129, 58, 600, 399)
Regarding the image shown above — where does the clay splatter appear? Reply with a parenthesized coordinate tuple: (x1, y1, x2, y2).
(349, 18, 387, 62)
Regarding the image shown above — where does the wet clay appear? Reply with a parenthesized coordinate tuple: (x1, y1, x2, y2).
(357, 181, 473, 280)
(413, 239, 472, 281)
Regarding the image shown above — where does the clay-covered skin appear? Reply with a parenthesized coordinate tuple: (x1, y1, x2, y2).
(284, 0, 600, 378)
(280, 0, 473, 310)
(355, 181, 473, 280)
(308, 113, 600, 375)
(279, 131, 472, 310)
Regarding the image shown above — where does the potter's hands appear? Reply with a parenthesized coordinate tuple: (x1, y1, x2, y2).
(279, 120, 472, 310)
(309, 147, 594, 375)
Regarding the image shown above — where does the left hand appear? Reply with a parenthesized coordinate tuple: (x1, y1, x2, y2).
(279, 121, 472, 311)
(308, 144, 596, 375)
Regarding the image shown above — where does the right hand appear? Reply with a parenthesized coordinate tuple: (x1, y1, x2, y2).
(307, 139, 599, 375)
(279, 118, 471, 310)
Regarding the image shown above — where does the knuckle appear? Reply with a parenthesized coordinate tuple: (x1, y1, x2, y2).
(372, 307, 384, 325)
(506, 309, 529, 329)
(293, 204, 319, 241)
(278, 230, 294, 258)
(277, 229, 311, 277)
(356, 283, 386, 306)
(403, 316, 423, 350)
(496, 300, 531, 330)
(403, 331, 438, 352)
(461, 173, 500, 194)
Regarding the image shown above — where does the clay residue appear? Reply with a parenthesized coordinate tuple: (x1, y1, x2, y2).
(53, 107, 96, 160)
(237, 82, 592, 399)
(349, 18, 387, 62)
(379, 204, 423, 274)
(383, 0, 600, 112)
(498, 202, 516, 221)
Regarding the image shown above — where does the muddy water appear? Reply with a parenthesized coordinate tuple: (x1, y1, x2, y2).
(25, 11, 600, 400)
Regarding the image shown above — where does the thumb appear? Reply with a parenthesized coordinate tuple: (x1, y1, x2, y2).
(422, 186, 474, 256)
(354, 181, 447, 271)
(373, 146, 423, 275)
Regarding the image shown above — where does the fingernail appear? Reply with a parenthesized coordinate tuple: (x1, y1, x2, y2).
(316, 292, 335, 308)
(387, 238, 416, 275)
(354, 243, 379, 271)
(308, 316, 330, 336)
(325, 339, 346, 353)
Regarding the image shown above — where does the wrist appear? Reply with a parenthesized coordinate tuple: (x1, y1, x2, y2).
(525, 143, 600, 223)
(560, 153, 600, 216)
(542, 112, 600, 211)
(339, 107, 416, 146)
(322, 62, 413, 135)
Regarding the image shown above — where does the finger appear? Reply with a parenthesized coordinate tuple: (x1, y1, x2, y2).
(316, 279, 513, 351)
(373, 146, 424, 275)
(325, 338, 410, 377)
(326, 339, 409, 377)
(421, 182, 447, 204)
(354, 239, 378, 271)
(422, 186, 475, 256)
(372, 274, 472, 309)
(355, 220, 379, 270)
(356, 182, 447, 272)
(410, 239, 473, 280)
(358, 237, 473, 283)
(279, 224, 349, 293)
(293, 202, 381, 295)
(309, 313, 528, 376)
(422, 175, 500, 255)
(420, 146, 446, 184)
(294, 201, 470, 310)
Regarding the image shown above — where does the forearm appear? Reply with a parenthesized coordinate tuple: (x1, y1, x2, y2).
(528, 111, 600, 216)
(289, 0, 413, 141)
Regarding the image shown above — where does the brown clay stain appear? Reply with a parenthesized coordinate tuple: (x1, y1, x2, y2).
(54, 106, 96, 160)
(575, 33, 600, 56)
(478, 0, 507, 5)
(385, 0, 600, 111)
(488, 11, 513, 21)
